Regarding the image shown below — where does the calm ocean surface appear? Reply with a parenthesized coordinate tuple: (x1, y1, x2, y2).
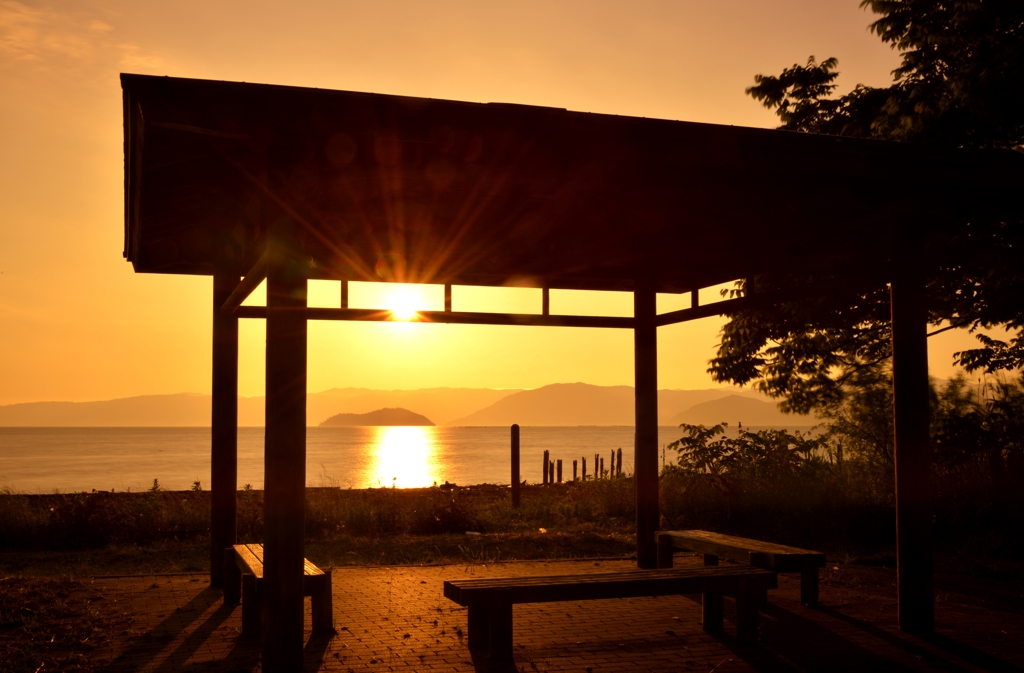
(0, 426, 704, 493)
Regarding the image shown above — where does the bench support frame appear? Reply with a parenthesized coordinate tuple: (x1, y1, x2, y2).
(223, 545, 333, 638)
(658, 531, 824, 606)
(450, 567, 773, 661)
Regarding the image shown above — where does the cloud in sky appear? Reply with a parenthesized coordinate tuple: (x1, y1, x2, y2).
(0, 0, 164, 70)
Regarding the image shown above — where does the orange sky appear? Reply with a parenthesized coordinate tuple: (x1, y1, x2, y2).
(0, 0, 988, 406)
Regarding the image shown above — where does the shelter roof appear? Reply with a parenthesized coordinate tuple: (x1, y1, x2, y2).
(121, 74, 1023, 293)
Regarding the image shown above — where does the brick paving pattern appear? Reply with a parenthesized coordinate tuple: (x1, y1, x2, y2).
(87, 556, 1024, 672)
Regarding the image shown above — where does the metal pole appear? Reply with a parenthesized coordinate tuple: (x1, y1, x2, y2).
(634, 281, 659, 568)
(890, 240, 934, 633)
(210, 268, 239, 586)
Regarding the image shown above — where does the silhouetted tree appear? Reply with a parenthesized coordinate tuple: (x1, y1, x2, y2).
(710, 0, 1024, 412)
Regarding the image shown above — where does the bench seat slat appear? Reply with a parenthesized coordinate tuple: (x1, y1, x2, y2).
(660, 530, 825, 570)
(232, 543, 326, 579)
(444, 567, 776, 606)
(234, 544, 264, 578)
(448, 566, 764, 589)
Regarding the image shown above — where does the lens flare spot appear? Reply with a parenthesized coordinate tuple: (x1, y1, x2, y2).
(387, 288, 420, 321)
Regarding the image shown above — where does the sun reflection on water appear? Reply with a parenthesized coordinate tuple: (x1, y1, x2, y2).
(367, 426, 439, 488)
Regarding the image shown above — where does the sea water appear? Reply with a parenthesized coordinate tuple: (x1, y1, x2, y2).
(0, 426, 728, 493)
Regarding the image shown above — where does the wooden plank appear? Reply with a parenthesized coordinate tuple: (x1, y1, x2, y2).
(303, 558, 325, 576)
(234, 306, 635, 329)
(221, 249, 270, 314)
(233, 544, 264, 577)
(447, 566, 768, 590)
(444, 567, 775, 606)
(659, 530, 825, 570)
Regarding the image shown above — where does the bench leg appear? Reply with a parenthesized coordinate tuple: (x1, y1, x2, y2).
(467, 606, 489, 649)
(656, 534, 674, 568)
(223, 548, 241, 605)
(800, 568, 819, 606)
(487, 602, 514, 661)
(735, 578, 759, 646)
(702, 591, 723, 633)
(312, 571, 334, 633)
(241, 574, 261, 637)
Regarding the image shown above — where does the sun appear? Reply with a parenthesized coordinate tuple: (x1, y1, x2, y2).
(386, 288, 420, 321)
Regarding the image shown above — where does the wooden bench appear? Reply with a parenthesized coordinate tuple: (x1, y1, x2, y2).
(222, 543, 333, 636)
(657, 530, 826, 606)
(444, 566, 777, 660)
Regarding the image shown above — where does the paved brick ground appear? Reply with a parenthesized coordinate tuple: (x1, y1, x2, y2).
(87, 555, 1024, 672)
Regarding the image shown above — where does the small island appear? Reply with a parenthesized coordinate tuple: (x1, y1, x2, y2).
(318, 407, 435, 427)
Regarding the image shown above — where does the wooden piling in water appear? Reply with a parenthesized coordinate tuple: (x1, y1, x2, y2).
(511, 424, 520, 507)
(582, 457, 587, 481)
(543, 450, 549, 485)
(549, 460, 554, 485)
(556, 459, 562, 484)
(616, 448, 622, 477)
(600, 457, 605, 479)
(573, 460, 578, 481)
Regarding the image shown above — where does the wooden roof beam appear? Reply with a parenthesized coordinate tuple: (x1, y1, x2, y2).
(234, 305, 633, 329)
(221, 249, 270, 314)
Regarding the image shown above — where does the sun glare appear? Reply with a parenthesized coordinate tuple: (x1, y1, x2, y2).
(369, 426, 439, 488)
(387, 289, 420, 321)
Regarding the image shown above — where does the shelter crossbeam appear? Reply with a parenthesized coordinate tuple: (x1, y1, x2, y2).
(233, 306, 635, 329)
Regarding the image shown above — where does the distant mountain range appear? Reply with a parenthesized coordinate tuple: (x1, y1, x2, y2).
(0, 383, 814, 428)
(0, 388, 516, 427)
(445, 383, 814, 426)
(672, 394, 816, 427)
(319, 408, 434, 426)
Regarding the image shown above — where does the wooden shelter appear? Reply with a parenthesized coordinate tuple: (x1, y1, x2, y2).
(120, 73, 1022, 671)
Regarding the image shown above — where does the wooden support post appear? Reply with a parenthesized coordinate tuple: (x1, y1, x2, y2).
(542, 287, 550, 316)
(556, 459, 562, 484)
(890, 240, 934, 633)
(595, 453, 600, 478)
(511, 424, 520, 507)
(261, 236, 308, 671)
(445, 284, 452, 312)
(616, 448, 622, 477)
(735, 578, 760, 645)
(223, 547, 241, 604)
(573, 460, 578, 482)
(582, 457, 587, 480)
(242, 573, 261, 637)
(656, 533, 674, 568)
(211, 268, 239, 587)
(634, 282, 659, 568)
(488, 602, 514, 661)
(549, 460, 554, 484)
(341, 279, 349, 309)
(600, 457, 604, 478)
(467, 606, 489, 649)
(542, 450, 549, 485)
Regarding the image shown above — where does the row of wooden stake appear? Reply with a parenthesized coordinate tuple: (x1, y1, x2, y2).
(541, 448, 623, 485)
(509, 424, 626, 508)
